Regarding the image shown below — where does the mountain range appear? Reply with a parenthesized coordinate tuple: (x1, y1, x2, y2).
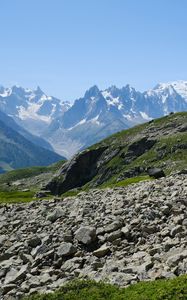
(0, 81, 187, 159)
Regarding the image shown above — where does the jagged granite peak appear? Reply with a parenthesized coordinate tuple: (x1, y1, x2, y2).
(0, 85, 4, 92)
(84, 85, 100, 98)
(11, 85, 26, 95)
(34, 85, 44, 96)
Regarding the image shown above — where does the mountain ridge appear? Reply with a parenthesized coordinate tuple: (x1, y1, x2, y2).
(44, 81, 187, 157)
(0, 81, 187, 158)
(0, 118, 64, 173)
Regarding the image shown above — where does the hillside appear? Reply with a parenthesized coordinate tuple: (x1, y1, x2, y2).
(0, 119, 64, 173)
(0, 173, 187, 299)
(0, 112, 186, 299)
(46, 112, 187, 195)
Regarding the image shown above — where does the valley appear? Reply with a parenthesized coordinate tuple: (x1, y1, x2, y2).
(0, 106, 186, 300)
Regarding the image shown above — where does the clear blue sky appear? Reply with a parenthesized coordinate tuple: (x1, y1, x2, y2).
(1, 0, 187, 101)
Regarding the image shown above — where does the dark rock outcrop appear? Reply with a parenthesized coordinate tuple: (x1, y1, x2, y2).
(147, 167, 165, 179)
(127, 137, 156, 158)
(46, 147, 106, 195)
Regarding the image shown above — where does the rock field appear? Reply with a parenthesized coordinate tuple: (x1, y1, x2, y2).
(0, 173, 187, 299)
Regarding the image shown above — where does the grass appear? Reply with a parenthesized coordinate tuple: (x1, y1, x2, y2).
(61, 189, 81, 198)
(0, 160, 65, 184)
(0, 190, 36, 204)
(86, 113, 187, 189)
(22, 276, 187, 300)
(102, 175, 152, 188)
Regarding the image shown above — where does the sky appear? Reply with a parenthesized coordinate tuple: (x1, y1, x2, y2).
(1, 0, 187, 102)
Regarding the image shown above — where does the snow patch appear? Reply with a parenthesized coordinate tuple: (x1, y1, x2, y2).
(67, 119, 86, 131)
(18, 104, 51, 123)
(90, 114, 100, 125)
(0, 88, 11, 98)
(123, 114, 133, 121)
(170, 80, 187, 101)
(139, 111, 152, 120)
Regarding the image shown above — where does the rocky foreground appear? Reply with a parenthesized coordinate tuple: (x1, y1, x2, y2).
(0, 174, 187, 299)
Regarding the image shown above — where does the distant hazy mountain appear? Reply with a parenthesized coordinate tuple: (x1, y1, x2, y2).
(0, 81, 187, 158)
(0, 85, 70, 135)
(0, 110, 53, 151)
(0, 119, 63, 173)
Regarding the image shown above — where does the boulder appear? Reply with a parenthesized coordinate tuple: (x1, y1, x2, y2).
(4, 265, 28, 285)
(75, 226, 96, 245)
(28, 236, 41, 248)
(147, 168, 165, 179)
(46, 207, 64, 222)
(57, 243, 76, 257)
(93, 244, 111, 257)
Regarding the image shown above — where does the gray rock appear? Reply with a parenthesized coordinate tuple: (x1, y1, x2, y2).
(75, 226, 96, 245)
(1, 284, 17, 294)
(121, 226, 130, 238)
(0, 234, 7, 246)
(0, 173, 187, 296)
(28, 236, 41, 248)
(4, 265, 28, 285)
(40, 273, 52, 285)
(31, 244, 48, 258)
(166, 250, 187, 267)
(57, 243, 76, 257)
(93, 244, 111, 257)
(105, 220, 122, 233)
(46, 207, 64, 222)
(107, 230, 122, 242)
(19, 253, 33, 264)
(170, 225, 183, 237)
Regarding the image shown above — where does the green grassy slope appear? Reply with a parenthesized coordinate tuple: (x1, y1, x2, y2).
(47, 112, 187, 195)
(0, 160, 65, 203)
(22, 276, 187, 300)
(0, 160, 65, 185)
(89, 112, 187, 182)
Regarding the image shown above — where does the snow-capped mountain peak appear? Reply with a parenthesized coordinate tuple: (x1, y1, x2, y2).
(0, 80, 187, 158)
(150, 80, 187, 101)
(169, 80, 187, 101)
(0, 85, 71, 135)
